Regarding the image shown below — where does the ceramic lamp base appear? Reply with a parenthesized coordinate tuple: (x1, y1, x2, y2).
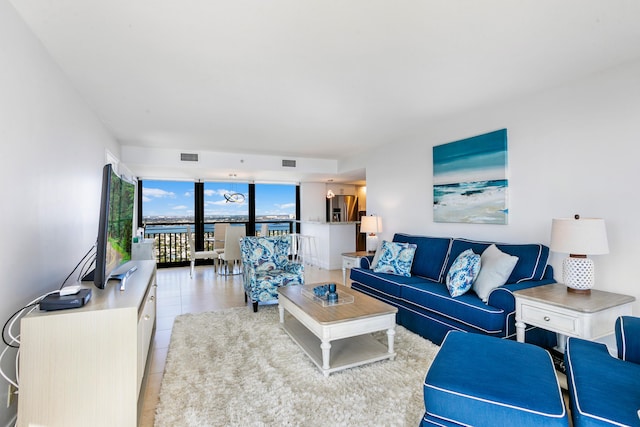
(563, 256, 595, 293)
(366, 234, 378, 253)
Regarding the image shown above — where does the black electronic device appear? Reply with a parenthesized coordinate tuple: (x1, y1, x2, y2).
(40, 289, 92, 311)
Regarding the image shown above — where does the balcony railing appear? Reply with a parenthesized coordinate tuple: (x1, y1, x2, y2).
(143, 220, 296, 267)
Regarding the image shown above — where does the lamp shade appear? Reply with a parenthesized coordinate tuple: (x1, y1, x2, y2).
(360, 216, 382, 234)
(550, 217, 609, 255)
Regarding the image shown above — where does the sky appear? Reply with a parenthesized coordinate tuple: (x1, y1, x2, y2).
(433, 129, 508, 185)
(142, 180, 296, 218)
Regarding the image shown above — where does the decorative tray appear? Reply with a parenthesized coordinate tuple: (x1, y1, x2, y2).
(301, 284, 355, 307)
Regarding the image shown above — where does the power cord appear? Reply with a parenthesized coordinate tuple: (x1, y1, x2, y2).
(60, 243, 96, 290)
(78, 247, 97, 283)
(0, 294, 53, 390)
(0, 242, 97, 399)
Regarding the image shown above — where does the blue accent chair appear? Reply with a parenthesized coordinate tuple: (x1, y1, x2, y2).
(564, 316, 640, 427)
(239, 235, 304, 312)
(422, 331, 568, 427)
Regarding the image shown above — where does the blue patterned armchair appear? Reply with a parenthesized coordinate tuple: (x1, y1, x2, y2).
(240, 235, 304, 312)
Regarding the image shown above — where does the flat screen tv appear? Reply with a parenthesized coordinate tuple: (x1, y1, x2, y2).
(89, 163, 136, 289)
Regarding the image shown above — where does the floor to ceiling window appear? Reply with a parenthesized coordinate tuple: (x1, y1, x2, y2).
(139, 179, 298, 266)
(140, 180, 195, 265)
(254, 183, 297, 236)
(203, 181, 249, 224)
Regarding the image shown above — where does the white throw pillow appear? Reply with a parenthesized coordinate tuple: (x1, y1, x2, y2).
(370, 245, 383, 269)
(473, 244, 519, 302)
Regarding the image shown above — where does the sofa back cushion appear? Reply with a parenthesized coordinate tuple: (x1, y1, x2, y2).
(393, 233, 452, 282)
(445, 238, 549, 284)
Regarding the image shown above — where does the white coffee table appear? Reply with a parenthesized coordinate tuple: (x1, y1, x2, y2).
(277, 283, 397, 377)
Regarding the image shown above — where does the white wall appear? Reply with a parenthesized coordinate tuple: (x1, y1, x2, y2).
(299, 182, 327, 222)
(363, 59, 640, 313)
(0, 1, 119, 424)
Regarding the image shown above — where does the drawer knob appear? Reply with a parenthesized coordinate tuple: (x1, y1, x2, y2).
(544, 316, 551, 322)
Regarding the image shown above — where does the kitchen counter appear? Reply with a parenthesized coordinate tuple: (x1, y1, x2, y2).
(298, 222, 357, 271)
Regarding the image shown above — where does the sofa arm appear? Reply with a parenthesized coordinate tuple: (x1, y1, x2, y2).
(487, 278, 556, 314)
(616, 316, 640, 364)
(359, 255, 375, 269)
(283, 262, 305, 276)
(241, 264, 257, 290)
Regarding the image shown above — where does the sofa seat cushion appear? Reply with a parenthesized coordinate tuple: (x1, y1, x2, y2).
(249, 270, 304, 302)
(350, 268, 437, 298)
(445, 239, 549, 284)
(402, 281, 505, 334)
(565, 337, 640, 427)
(424, 331, 568, 427)
(393, 234, 452, 282)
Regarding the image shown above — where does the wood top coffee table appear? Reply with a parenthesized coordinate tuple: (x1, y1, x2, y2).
(277, 283, 397, 377)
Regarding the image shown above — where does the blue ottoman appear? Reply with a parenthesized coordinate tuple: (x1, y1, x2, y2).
(422, 331, 568, 427)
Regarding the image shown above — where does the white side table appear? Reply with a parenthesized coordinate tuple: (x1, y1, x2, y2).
(341, 251, 370, 285)
(514, 283, 635, 353)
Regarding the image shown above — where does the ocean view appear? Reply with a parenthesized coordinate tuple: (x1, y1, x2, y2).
(145, 222, 292, 235)
(433, 179, 508, 224)
(140, 180, 297, 264)
(142, 217, 296, 264)
(143, 215, 295, 235)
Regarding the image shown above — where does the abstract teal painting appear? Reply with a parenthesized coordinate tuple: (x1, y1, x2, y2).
(433, 129, 508, 224)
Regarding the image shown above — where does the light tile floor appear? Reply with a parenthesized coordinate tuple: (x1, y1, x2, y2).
(138, 263, 343, 426)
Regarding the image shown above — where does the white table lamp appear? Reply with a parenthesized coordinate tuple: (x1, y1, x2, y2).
(361, 215, 382, 253)
(550, 215, 609, 294)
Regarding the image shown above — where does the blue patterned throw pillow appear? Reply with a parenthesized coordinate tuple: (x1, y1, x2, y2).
(446, 249, 481, 297)
(372, 240, 417, 277)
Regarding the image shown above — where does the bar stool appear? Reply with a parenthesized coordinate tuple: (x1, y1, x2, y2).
(292, 234, 316, 266)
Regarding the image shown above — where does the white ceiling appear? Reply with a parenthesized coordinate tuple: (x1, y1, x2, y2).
(9, 0, 640, 182)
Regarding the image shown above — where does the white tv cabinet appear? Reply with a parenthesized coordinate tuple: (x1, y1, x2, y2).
(17, 260, 157, 427)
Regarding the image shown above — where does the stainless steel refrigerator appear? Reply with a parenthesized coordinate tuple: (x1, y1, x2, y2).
(326, 195, 358, 222)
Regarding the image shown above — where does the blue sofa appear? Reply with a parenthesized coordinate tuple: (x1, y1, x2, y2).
(564, 316, 640, 427)
(350, 233, 556, 346)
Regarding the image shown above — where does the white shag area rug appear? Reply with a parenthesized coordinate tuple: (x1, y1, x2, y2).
(155, 305, 439, 427)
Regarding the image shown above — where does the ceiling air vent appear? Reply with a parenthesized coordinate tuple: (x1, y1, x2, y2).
(180, 153, 199, 162)
(282, 159, 296, 168)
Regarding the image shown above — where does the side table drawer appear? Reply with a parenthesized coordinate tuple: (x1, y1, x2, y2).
(521, 304, 578, 335)
(342, 257, 361, 269)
